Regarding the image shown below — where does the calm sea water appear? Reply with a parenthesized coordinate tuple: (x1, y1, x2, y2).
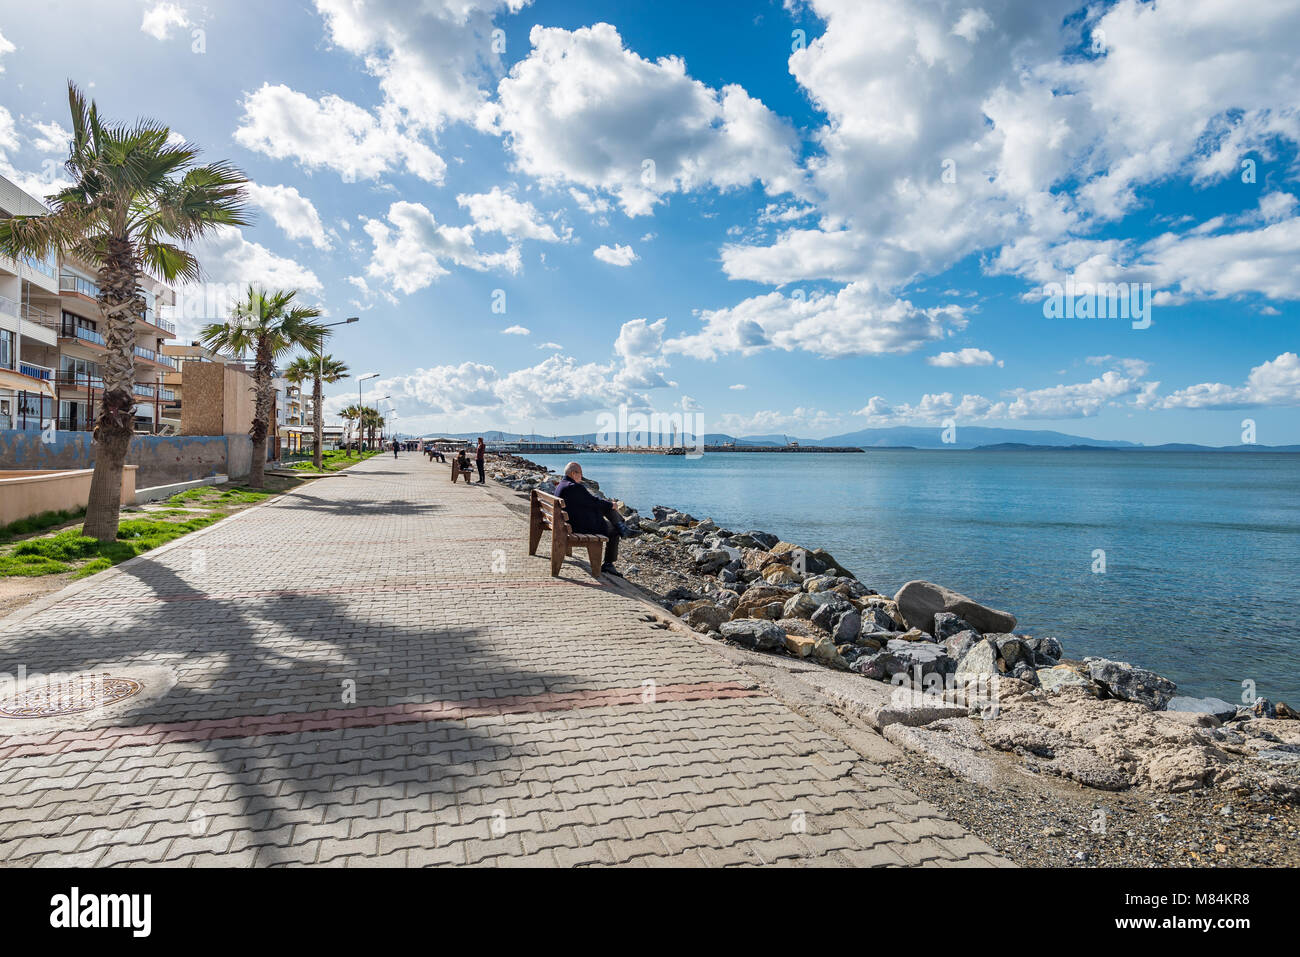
(531, 450, 1300, 703)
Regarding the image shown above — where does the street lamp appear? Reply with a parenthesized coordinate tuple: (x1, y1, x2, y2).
(358, 372, 380, 450)
(310, 316, 358, 465)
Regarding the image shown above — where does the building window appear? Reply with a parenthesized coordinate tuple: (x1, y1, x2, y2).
(0, 329, 12, 369)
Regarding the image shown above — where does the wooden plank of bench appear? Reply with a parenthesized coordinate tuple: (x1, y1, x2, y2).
(529, 489, 606, 579)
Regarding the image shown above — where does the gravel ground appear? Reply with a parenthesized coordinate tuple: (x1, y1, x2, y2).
(887, 748, 1300, 867)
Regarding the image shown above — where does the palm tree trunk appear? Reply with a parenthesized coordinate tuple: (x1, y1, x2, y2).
(248, 344, 273, 488)
(313, 373, 324, 470)
(83, 238, 139, 542)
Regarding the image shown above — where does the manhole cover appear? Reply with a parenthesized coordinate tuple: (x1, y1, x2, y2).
(0, 675, 143, 719)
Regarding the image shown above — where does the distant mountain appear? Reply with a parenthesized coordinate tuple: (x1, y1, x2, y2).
(797, 426, 1141, 450)
(977, 442, 1300, 452)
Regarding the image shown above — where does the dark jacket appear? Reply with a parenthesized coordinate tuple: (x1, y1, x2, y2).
(554, 477, 613, 534)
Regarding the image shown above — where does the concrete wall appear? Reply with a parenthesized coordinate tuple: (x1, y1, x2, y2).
(0, 467, 137, 526)
(0, 430, 251, 486)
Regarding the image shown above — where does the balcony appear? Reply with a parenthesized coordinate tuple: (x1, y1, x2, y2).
(18, 362, 53, 381)
(133, 383, 156, 399)
(56, 416, 94, 433)
(134, 345, 160, 363)
(56, 369, 105, 390)
(60, 322, 106, 347)
(155, 352, 178, 369)
(59, 274, 100, 299)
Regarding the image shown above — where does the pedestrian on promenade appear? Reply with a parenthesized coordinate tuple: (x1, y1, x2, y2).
(475, 437, 486, 484)
(392, 440, 399, 459)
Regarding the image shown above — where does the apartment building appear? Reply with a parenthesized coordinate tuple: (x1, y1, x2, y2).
(0, 173, 179, 434)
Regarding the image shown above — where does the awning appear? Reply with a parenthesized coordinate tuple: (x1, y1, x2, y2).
(0, 368, 57, 401)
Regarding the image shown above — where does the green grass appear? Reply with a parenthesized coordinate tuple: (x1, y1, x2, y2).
(291, 450, 380, 473)
(164, 485, 275, 508)
(0, 514, 225, 579)
(0, 508, 86, 543)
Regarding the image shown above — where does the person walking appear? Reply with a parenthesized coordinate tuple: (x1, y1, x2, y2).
(392, 440, 399, 460)
(475, 437, 486, 484)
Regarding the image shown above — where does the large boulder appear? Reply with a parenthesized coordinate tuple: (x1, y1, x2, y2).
(933, 611, 975, 642)
(782, 591, 827, 620)
(1037, 666, 1101, 697)
(691, 548, 731, 575)
(851, 639, 953, 681)
(955, 638, 1000, 678)
(860, 606, 899, 634)
(762, 565, 803, 586)
(719, 619, 785, 651)
(893, 580, 1018, 635)
(1166, 696, 1238, 722)
(732, 585, 796, 619)
(682, 604, 729, 634)
(1085, 657, 1177, 710)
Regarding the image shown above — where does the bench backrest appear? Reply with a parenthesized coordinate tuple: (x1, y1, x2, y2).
(533, 489, 567, 530)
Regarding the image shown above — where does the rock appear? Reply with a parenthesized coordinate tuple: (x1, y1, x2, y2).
(1025, 636, 1063, 665)
(893, 580, 1017, 635)
(691, 548, 731, 575)
(1052, 750, 1133, 791)
(982, 720, 1077, 758)
(1037, 666, 1101, 697)
(811, 636, 849, 670)
(897, 627, 932, 642)
(851, 639, 952, 681)
(1241, 698, 1276, 719)
(932, 612, 975, 642)
(719, 619, 785, 651)
(731, 585, 795, 619)
(1166, 696, 1239, 722)
(783, 634, 816, 658)
(671, 598, 713, 617)
(1277, 702, 1298, 720)
(762, 565, 803, 586)
(809, 548, 854, 578)
(832, 610, 861, 645)
(682, 604, 729, 634)
(943, 629, 980, 661)
(803, 574, 840, 593)
(746, 530, 778, 549)
(955, 639, 1000, 678)
(782, 591, 826, 620)
(1010, 661, 1041, 686)
(860, 606, 899, 634)
(809, 596, 852, 631)
(990, 634, 1029, 667)
(1085, 657, 1177, 710)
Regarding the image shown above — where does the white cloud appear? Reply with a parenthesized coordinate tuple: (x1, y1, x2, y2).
(537, 341, 563, 350)
(27, 120, 69, 155)
(720, 0, 1300, 308)
(0, 29, 14, 72)
(928, 348, 998, 368)
(666, 282, 968, 360)
(1157, 353, 1300, 410)
(235, 83, 446, 184)
(502, 325, 530, 335)
(716, 407, 843, 437)
(141, 2, 189, 41)
(729, 383, 747, 391)
(457, 187, 566, 242)
(312, 0, 527, 134)
(593, 243, 638, 266)
(492, 23, 804, 216)
(245, 183, 332, 250)
(361, 201, 520, 294)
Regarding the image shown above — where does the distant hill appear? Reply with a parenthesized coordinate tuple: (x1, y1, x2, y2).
(400, 427, 1298, 452)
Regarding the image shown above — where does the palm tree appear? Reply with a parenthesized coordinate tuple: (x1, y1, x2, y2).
(285, 353, 349, 469)
(200, 287, 325, 487)
(362, 407, 384, 450)
(0, 83, 248, 541)
(339, 404, 364, 455)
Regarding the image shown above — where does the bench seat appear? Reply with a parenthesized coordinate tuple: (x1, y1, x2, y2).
(528, 489, 607, 579)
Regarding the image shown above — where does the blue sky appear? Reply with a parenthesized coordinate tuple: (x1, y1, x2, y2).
(1, 0, 1297, 444)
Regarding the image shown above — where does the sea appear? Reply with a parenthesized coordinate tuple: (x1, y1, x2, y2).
(529, 449, 1300, 705)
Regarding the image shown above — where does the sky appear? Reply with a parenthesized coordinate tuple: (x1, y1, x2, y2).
(0, 0, 1297, 444)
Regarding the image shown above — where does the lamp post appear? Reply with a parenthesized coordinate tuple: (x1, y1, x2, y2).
(313, 316, 358, 467)
(357, 372, 379, 452)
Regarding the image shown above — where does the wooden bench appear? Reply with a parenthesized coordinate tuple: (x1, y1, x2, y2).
(450, 459, 473, 483)
(529, 489, 607, 579)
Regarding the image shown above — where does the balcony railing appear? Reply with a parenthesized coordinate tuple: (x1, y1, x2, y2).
(134, 345, 157, 362)
(133, 383, 156, 398)
(19, 362, 53, 381)
(56, 369, 105, 389)
(59, 274, 100, 298)
(158, 387, 177, 402)
(155, 353, 178, 369)
(60, 322, 106, 346)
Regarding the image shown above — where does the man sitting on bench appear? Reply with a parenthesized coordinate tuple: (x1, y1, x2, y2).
(554, 461, 628, 578)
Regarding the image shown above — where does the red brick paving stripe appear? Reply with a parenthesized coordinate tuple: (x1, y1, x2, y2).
(53, 577, 600, 608)
(0, 681, 760, 759)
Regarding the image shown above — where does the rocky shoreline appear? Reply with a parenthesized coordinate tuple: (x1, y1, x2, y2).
(490, 456, 1300, 862)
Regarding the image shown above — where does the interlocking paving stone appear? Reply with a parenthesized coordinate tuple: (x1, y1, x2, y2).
(0, 455, 1006, 867)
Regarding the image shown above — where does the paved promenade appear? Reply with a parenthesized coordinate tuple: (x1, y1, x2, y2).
(0, 456, 1005, 866)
